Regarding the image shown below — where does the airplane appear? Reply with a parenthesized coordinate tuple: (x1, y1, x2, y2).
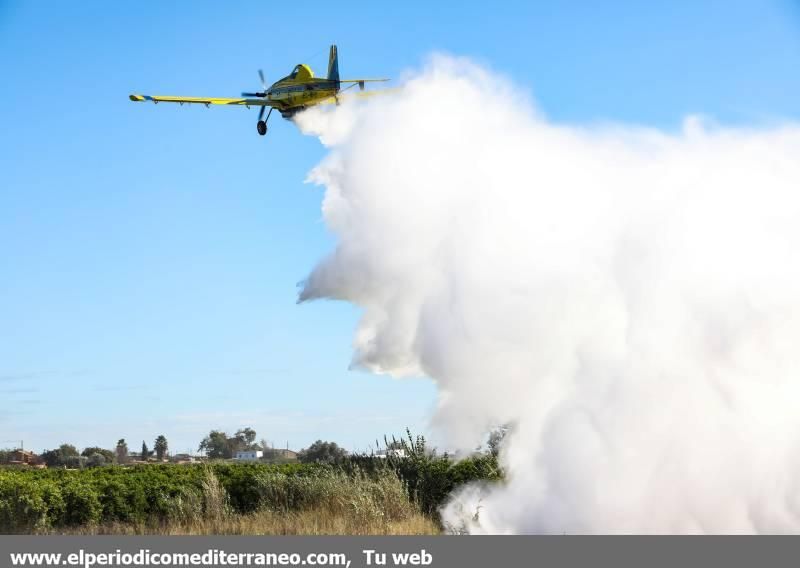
(129, 45, 388, 136)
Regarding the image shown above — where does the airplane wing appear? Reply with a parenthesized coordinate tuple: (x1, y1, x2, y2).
(129, 94, 276, 107)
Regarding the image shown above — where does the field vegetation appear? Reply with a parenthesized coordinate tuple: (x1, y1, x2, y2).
(0, 435, 501, 535)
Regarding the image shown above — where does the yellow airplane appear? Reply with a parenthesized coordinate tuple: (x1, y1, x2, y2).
(129, 45, 388, 136)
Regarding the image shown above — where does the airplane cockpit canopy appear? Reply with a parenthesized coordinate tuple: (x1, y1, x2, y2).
(287, 64, 314, 81)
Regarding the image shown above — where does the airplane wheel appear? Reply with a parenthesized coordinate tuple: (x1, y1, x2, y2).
(257, 120, 267, 136)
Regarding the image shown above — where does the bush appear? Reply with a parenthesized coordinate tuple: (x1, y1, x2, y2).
(0, 452, 501, 532)
(0, 476, 49, 531)
(60, 479, 102, 526)
(343, 431, 503, 514)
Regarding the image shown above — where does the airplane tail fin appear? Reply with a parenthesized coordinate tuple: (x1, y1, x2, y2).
(327, 44, 340, 83)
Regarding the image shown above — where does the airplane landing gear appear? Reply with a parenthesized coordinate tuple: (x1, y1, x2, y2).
(256, 106, 273, 137)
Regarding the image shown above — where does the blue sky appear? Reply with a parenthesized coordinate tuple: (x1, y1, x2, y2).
(1, 1, 799, 455)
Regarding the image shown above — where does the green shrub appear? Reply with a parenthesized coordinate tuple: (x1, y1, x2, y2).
(0, 476, 50, 531)
(0, 451, 501, 532)
(61, 479, 102, 526)
(342, 431, 503, 514)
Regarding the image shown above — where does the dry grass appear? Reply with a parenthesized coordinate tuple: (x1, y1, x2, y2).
(49, 509, 441, 535)
(40, 467, 442, 535)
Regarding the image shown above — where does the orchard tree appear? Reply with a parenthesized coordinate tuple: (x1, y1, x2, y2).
(234, 428, 257, 450)
(298, 440, 348, 464)
(199, 430, 230, 459)
(40, 448, 62, 467)
(86, 453, 107, 467)
(81, 447, 114, 463)
(59, 444, 79, 459)
(199, 428, 259, 459)
(41, 444, 80, 467)
(154, 435, 168, 461)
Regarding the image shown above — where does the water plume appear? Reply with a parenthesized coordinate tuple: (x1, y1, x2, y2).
(296, 55, 800, 533)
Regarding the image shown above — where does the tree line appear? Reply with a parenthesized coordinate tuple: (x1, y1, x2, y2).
(0, 435, 171, 468)
(197, 427, 348, 464)
(0, 427, 354, 467)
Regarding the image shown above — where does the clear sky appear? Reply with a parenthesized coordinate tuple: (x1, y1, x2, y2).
(1, 1, 799, 455)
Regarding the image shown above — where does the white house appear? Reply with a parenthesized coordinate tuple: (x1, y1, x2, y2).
(235, 450, 263, 461)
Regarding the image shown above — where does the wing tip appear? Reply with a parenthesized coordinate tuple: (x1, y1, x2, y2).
(129, 94, 146, 102)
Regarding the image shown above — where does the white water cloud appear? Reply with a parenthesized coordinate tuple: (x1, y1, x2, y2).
(296, 55, 800, 533)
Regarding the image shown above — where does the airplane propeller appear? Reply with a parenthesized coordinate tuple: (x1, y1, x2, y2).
(242, 69, 269, 98)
